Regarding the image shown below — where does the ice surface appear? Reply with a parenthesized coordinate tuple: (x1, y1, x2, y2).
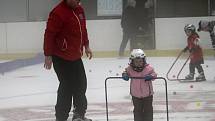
(0, 57, 214, 121)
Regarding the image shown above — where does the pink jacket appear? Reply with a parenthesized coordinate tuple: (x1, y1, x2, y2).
(126, 64, 157, 98)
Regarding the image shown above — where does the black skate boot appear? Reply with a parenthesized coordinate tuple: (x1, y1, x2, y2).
(185, 73, 194, 80)
(55, 119, 66, 121)
(72, 113, 92, 121)
(196, 72, 206, 82)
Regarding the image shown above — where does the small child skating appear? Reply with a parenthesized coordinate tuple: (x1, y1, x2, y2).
(183, 24, 206, 81)
(122, 49, 157, 121)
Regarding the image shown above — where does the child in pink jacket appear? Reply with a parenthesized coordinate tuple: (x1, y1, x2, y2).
(122, 49, 157, 121)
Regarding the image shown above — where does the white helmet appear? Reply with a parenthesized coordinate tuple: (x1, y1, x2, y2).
(184, 24, 196, 33)
(130, 49, 146, 59)
(129, 49, 146, 72)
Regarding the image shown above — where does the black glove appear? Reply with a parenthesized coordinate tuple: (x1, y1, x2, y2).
(143, 75, 154, 81)
(183, 47, 188, 52)
(189, 48, 196, 53)
(122, 73, 129, 81)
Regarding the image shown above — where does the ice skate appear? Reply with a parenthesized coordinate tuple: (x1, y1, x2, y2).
(196, 73, 206, 82)
(185, 73, 194, 80)
(55, 119, 66, 121)
(72, 113, 92, 121)
(72, 117, 92, 121)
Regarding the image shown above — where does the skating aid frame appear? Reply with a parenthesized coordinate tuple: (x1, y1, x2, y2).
(166, 50, 191, 81)
(104, 76, 169, 121)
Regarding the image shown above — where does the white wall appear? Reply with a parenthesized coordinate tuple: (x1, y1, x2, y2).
(0, 16, 214, 54)
(0, 19, 125, 54)
(0, 24, 7, 53)
(155, 16, 215, 50)
(87, 19, 124, 51)
(6, 22, 46, 53)
(0, 22, 46, 53)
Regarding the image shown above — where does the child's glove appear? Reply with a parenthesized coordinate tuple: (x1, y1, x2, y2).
(122, 72, 129, 81)
(189, 48, 196, 53)
(183, 47, 188, 52)
(144, 75, 154, 81)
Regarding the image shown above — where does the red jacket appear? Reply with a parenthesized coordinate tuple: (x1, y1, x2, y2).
(44, 1, 89, 61)
(187, 33, 203, 64)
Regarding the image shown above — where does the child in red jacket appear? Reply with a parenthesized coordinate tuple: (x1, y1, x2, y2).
(183, 24, 206, 81)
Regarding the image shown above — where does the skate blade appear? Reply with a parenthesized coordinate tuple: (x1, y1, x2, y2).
(196, 79, 207, 82)
(179, 79, 206, 83)
(73, 118, 92, 121)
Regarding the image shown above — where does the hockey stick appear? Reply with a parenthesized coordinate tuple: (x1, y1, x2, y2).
(104, 76, 169, 121)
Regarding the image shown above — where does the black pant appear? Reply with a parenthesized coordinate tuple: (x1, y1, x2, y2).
(132, 96, 153, 121)
(189, 60, 204, 74)
(52, 56, 87, 121)
(119, 30, 136, 56)
(212, 40, 215, 51)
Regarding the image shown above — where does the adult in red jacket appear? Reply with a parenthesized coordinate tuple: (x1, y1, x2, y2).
(183, 24, 206, 81)
(43, 0, 92, 121)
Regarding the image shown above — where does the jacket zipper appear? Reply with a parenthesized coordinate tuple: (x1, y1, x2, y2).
(61, 38, 68, 51)
(140, 80, 142, 96)
(140, 81, 151, 97)
(72, 11, 83, 55)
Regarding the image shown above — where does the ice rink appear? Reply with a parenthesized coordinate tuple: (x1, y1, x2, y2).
(0, 55, 215, 121)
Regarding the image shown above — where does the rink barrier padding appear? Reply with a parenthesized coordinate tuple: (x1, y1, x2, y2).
(0, 49, 213, 59)
(0, 49, 213, 74)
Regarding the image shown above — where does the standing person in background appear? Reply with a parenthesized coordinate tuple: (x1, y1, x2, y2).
(184, 24, 206, 81)
(132, 0, 153, 50)
(119, 0, 137, 57)
(135, 0, 150, 32)
(43, 0, 93, 121)
(197, 20, 215, 52)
